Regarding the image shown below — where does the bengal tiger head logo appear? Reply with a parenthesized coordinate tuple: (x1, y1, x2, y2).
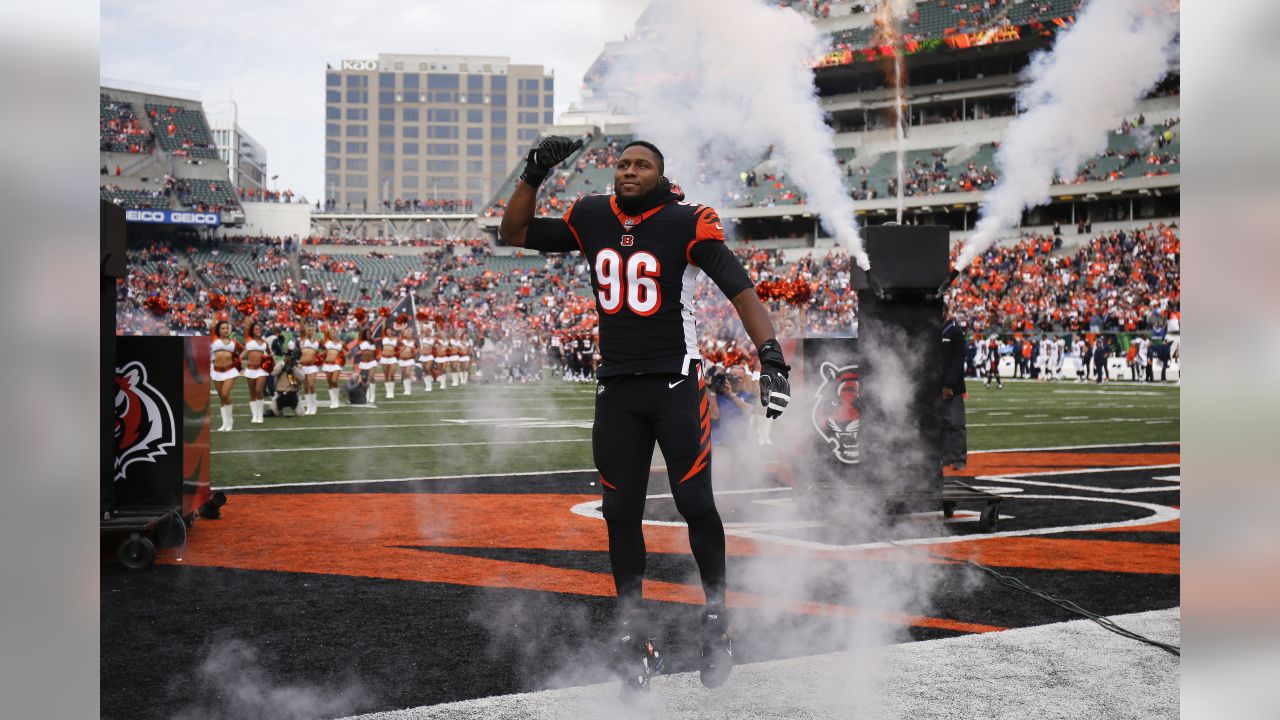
(114, 361, 176, 481)
(811, 361, 861, 464)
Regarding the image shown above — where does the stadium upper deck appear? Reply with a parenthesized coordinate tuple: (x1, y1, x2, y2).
(100, 87, 244, 225)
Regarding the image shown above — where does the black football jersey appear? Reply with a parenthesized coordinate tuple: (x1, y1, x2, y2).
(527, 194, 738, 377)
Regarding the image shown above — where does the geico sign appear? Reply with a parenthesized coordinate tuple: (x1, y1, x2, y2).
(170, 212, 218, 224)
(125, 210, 168, 222)
(342, 59, 378, 71)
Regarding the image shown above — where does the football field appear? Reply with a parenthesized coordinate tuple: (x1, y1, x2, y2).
(211, 377, 1180, 488)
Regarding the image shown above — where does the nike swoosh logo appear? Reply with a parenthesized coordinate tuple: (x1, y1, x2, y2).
(668, 379, 685, 388)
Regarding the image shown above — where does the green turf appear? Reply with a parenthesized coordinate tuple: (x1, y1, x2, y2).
(210, 379, 1179, 488)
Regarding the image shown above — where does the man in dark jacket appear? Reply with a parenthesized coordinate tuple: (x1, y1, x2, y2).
(941, 309, 967, 470)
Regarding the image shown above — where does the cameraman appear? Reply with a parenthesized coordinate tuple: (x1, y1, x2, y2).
(706, 365, 754, 447)
(268, 346, 304, 417)
(344, 367, 370, 405)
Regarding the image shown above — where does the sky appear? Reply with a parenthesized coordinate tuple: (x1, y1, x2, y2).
(99, 0, 649, 203)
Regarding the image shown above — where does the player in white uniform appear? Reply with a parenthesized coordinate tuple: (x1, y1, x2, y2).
(1053, 336, 1067, 380)
(379, 326, 399, 399)
(1071, 337, 1088, 382)
(320, 325, 345, 409)
(398, 327, 417, 395)
(298, 324, 322, 415)
(1136, 336, 1150, 382)
(356, 327, 379, 405)
(242, 321, 270, 424)
(209, 320, 240, 431)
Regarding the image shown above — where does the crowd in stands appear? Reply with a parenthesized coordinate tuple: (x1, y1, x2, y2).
(239, 187, 298, 203)
(118, 222, 1179, 385)
(318, 197, 475, 213)
(100, 94, 153, 154)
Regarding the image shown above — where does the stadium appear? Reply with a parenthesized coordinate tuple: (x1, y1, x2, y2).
(101, 1, 1180, 718)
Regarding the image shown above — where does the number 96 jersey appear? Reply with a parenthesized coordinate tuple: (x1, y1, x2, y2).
(528, 194, 733, 378)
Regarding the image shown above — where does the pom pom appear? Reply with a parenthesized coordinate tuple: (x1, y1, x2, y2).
(209, 293, 227, 311)
(237, 297, 256, 316)
(378, 307, 391, 318)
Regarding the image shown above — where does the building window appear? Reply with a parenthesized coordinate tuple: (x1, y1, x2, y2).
(379, 107, 394, 121)
(403, 107, 419, 122)
(379, 158, 394, 172)
(429, 108, 459, 123)
(379, 91, 395, 104)
(491, 93, 507, 106)
(518, 94, 539, 107)
(403, 142, 419, 155)
(466, 109, 483, 123)
(326, 89, 340, 103)
(428, 125, 459, 139)
(491, 159, 508, 175)
(428, 73, 460, 89)
(325, 173, 340, 191)
(402, 158, 419, 172)
(346, 174, 367, 187)
(467, 127, 483, 140)
(402, 175, 419, 189)
(379, 73, 395, 88)
(346, 89, 368, 103)
(468, 75, 484, 90)
(379, 124, 394, 137)
(519, 78, 539, 92)
(345, 158, 368, 171)
(403, 126, 419, 138)
(491, 126, 507, 140)
(326, 106, 340, 120)
(490, 75, 507, 91)
(327, 74, 340, 87)
(544, 94, 554, 108)
(544, 77, 554, 92)
(326, 140, 340, 153)
(345, 74, 367, 87)
(491, 110, 507, 124)
(467, 144, 483, 157)
(346, 125, 368, 137)
(325, 123, 340, 137)
(491, 144, 507, 156)
(403, 74, 419, 90)
(518, 128, 540, 141)
(345, 141, 367, 153)
(325, 157, 339, 170)
(427, 143, 459, 156)
(346, 107, 368, 120)
(466, 160, 483, 173)
(544, 111, 554, 124)
(466, 177, 485, 190)
(517, 112, 537, 124)
(378, 142, 394, 154)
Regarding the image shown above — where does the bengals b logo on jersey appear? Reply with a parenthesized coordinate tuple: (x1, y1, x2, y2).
(811, 361, 861, 464)
(114, 361, 177, 481)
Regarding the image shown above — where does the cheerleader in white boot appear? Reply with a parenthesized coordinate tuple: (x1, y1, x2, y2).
(356, 327, 379, 406)
(418, 330, 435, 393)
(379, 325, 398, 399)
(298, 323, 321, 415)
(210, 320, 240, 431)
(242, 321, 270, 424)
(433, 334, 449, 392)
(398, 327, 417, 396)
(321, 325, 345, 409)
(458, 334, 471, 385)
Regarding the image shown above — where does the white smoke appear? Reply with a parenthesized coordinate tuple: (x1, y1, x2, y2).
(606, 0, 869, 269)
(958, 0, 1179, 268)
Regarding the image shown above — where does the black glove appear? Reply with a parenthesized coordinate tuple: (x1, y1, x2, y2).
(756, 339, 791, 420)
(519, 136, 584, 187)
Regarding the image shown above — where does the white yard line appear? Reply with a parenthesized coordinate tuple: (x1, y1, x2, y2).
(212, 438, 592, 455)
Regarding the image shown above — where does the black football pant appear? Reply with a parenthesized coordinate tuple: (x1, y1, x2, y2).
(593, 364, 724, 619)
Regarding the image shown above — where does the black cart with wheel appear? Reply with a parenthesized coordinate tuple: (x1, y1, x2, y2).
(101, 505, 188, 571)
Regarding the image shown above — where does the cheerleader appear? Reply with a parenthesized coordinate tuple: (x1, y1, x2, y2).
(417, 328, 435, 392)
(433, 333, 449, 392)
(298, 323, 321, 415)
(242, 321, 270, 424)
(379, 325, 398, 399)
(355, 327, 379, 405)
(458, 333, 471, 385)
(398, 327, 417, 396)
(210, 320, 240, 431)
(320, 325, 346, 409)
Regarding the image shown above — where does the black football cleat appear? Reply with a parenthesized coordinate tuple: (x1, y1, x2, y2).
(613, 622, 664, 699)
(699, 606, 734, 689)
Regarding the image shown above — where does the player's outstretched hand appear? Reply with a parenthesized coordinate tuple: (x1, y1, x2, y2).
(520, 136, 585, 187)
(757, 339, 791, 420)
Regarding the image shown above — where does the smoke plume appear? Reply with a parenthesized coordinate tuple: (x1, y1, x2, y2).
(606, 0, 869, 269)
(958, 0, 1178, 268)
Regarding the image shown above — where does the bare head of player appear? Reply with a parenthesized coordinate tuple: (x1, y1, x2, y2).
(615, 143, 663, 200)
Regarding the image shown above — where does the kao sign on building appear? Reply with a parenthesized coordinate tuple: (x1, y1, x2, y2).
(342, 59, 379, 71)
